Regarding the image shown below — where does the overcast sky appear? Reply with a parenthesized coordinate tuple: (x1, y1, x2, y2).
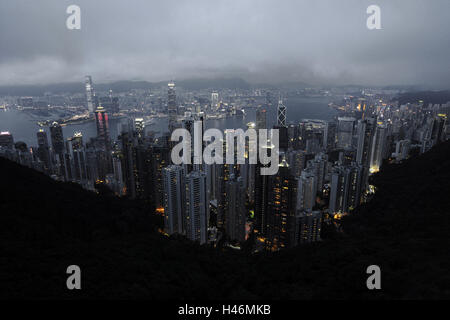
(0, 0, 449, 87)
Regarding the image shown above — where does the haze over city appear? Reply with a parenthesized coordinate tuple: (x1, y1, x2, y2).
(1, 0, 450, 87)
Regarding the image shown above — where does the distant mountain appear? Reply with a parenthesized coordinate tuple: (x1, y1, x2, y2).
(397, 90, 450, 105)
(0, 82, 85, 96)
(1, 140, 449, 299)
(0, 78, 252, 96)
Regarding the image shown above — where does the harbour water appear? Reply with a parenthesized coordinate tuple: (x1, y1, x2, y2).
(0, 96, 337, 147)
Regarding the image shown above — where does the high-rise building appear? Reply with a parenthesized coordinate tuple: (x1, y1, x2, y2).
(336, 117, 356, 150)
(211, 92, 219, 111)
(306, 153, 328, 194)
(224, 175, 246, 243)
(94, 106, 111, 150)
(111, 151, 125, 195)
(98, 96, 120, 115)
(392, 139, 411, 162)
(264, 161, 298, 251)
(430, 115, 446, 144)
(323, 121, 337, 151)
(134, 118, 145, 138)
(293, 210, 322, 245)
(50, 122, 64, 155)
(118, 131, 137, 198)
(356, 118, 375, 167)
(66, 132, 87, 182)
(329, 163, 363, 215)
(85, 75, 95, 113)
(134, 143, 153, 201)
(277, 98, 287, 127)
(184, 170, 209, 244)
(287, 149, 306, 177)
(152, 143, 170, 210)
(296, 170, 317, 212)
(36, 129, 51, 173)
(163, 165, 186, 235)
(168, 81, 177, 131)
(356, 118, 375, 193)
(0, 131, 14, 149)
(256, 107, 267, 130)
(370, 123, 387, 173)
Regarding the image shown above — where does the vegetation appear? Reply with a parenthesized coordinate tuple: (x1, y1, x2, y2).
(1, 140, 449, 299)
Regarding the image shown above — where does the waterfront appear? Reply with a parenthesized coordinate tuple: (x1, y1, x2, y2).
(0, 96, 337, 147)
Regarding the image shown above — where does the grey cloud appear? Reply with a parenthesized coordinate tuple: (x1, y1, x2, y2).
(0, 0, 449, 87)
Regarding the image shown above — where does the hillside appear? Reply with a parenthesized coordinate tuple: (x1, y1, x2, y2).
(0, 141, 449, 299)
(397, 90, 450, 105)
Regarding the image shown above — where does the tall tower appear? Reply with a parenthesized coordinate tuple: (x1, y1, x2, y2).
(85, 75, 95, 114)
(67, 132, 87, 182)
(297, 170, 317, 212)
(336, 117, 356, 150)
(265, 162, 297, 251)
(329, 163, 363, 215)
(224, 175, 246, 243)
(94, 106, 110, 150)
(323, 121, 337, 151)
(211, 92, 219, 111)
(36, 129, 51, 173)
(356, 118, 375, 166)
(277, 97, 287, 127)
(163, 165, 186, 235)
(0, 131, 14, 149)
(256, 107, 267, 130)
(167, 81, 177, 131)
(293, 211, 322, 245)
(184, 170, 209, 244)
(50, 122, 64, 155)
(370, 123, 387, 173)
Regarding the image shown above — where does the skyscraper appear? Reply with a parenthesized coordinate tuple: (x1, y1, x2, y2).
(36, 129, 51, 173)
(168, 81, 177, 131)
(296, 170, 317, 212)
(264, 161, 298, 251)
(256, 107, 267, 130)
(85, 75, 95, 113)
(287, 149, 306, 177)
(393, 139, 411, 162)
(356, 118, 375, 167)
(152, 143, 170, 210)
(134, 118, 145, 138)
(50, 122, 64, 155)
(211, 92, 219, 111)
(49, 122, 66, 180)
(0, 131, 14, 149)
(94, 106, 111, 150)
(118, 130, 137, 198)
(306, 153, 328, 194)
(323, 121, 337, 151)
(224, 175, 246, 243)
(370, 123, 387, 173)
(356, 118, 375, 194)
(163, 165, 186, 235)
(329, 163, 363, 216)
(336, 117, 356, 150)
(67, 132, 87, 182)
(277, 98, 287, 127)
(184, 170, 209, 244)
(293, 210, 322, 245)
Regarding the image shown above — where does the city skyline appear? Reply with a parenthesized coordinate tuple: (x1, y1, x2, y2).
(1, 0, 450, 303)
